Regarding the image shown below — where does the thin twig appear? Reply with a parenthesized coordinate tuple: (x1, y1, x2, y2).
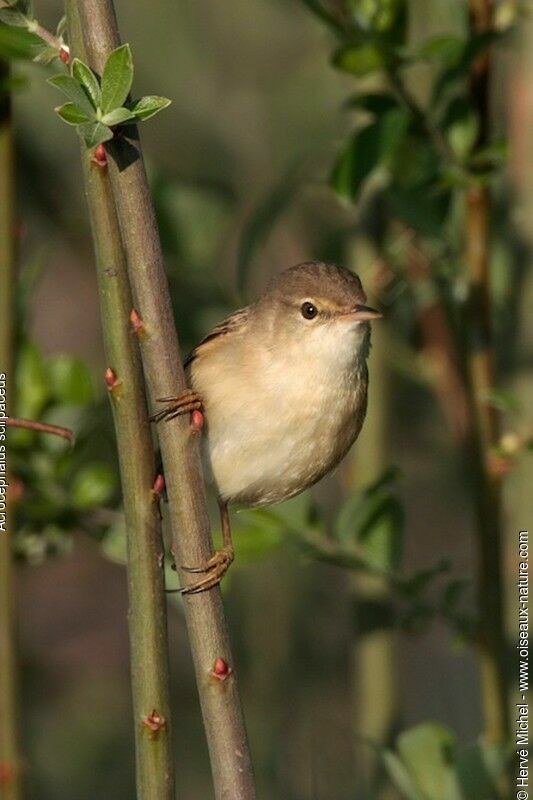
(385, 65, 457, 166)
(6, 416, 73, 442)
(405, 231, 472, 440)
(0, 1, 64, 52)
(68, 1, 257, 797)
(27, 21, 62, 51)
(66, 6, 175, 798)
(465, 0, 510, 747)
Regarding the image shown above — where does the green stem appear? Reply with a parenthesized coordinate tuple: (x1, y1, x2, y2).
(0, 60, 23, 800)
(0, 2, 63, 52)
(385, 65, 456, 166)
(346, 239, 398, 799)
(67, 11, 175, 798)
(66, 2, 257, 797)
(465, 0, 510, 745)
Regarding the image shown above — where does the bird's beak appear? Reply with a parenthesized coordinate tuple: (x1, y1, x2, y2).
(340, 304, 383, 322)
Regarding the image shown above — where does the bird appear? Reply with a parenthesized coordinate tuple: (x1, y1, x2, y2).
(152, 261, 382, 593)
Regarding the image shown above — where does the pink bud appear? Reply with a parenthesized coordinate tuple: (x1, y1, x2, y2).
(152, 473, 165, 497)
(91, 144, 107, 168)
(142, 709, 166, 733)
(130, 308, 145, 335)
(191, 409, 204, 432)
(59, 47, 69, 64)
(104, 367, 120, 394)
(211, 657, 232, 681)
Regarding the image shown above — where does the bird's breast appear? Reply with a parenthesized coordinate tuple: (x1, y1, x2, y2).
(191, 345, 368, 507)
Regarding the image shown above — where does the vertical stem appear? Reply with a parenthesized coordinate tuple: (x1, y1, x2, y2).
(352, 330, 397, 797)
(347, 240, 398, 800)
(0, 60, 23, 800)
(67, 12, 175, 798)
(466, 0, 510, 744)
(406, 231, 471, 440)
(66, 2, 257, 797)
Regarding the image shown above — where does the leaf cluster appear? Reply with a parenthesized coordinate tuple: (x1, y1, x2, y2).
(10, 339, 118, 563)
(300, 0, 515, 238)
(0, 0, 65, 64)
(380, 722, 511, 800)
(48, 43, 171, 148)
(231, 468, 474, 639)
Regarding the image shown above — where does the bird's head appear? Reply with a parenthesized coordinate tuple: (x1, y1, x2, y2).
(255, 261, 382, 368)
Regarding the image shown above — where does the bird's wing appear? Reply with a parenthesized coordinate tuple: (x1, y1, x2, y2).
(184, 306, 250, 369)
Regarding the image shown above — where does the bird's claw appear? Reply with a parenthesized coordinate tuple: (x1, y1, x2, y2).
(180, 545, 234, 595)
(150, 390, 203, 423)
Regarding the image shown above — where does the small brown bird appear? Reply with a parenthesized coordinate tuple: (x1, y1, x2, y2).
(153, 261, 382, 593)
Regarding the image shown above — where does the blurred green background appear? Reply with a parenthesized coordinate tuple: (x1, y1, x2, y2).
(3, 0, 532, 797)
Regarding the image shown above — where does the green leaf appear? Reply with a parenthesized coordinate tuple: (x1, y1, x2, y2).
(485, 388, 520, 414)
(232, 517, 284, 564)
(359, 495, 404, 572)
(16, 0, 33, 16)
(100, 106, 135, 126)
(101, 517, 127, 564)
(0, 23, 41, 59)
(335, 493, 367, 544)
(48, 355, 94, 404)
(413, 35, 466, 65)
(332, 124, 381, 201)
(375, 107, 410, 159)
(456, 741, 511, 800)
(336, 468, 398, 542)
(469, 139, 508, 172)
(385, 128, 451, 237)
(334, 469, 404, 573)
(38, 405, 82, 455)
(441, 578, 467, 613)
(71, 463, 116, 510)
(127, 95, 171, 121)
(441, 98, 479, 159)
(54, 102, 92, 125)
(431, 31, 501, 107)
(397, 561, 450, 599)
(381, 750, 425, 800)
(344, 92, 398, 115)
(380, 1, 407, 38)
(385, 184, 451, 239)
(78, 121, 113, 148)
(47, 74, 96, 119)
(0, 7, 28, 26)
(333, 42, 386, 76)
(101, 43, 133, 114)
(396, 723, 462, 800)
(71, 58, 101, 109)
(349, 0, 407, 42)
(332, 108, 410, 202)
(15, 341, 50, 419)
(56, 14, 67, 38)
(33, 45, 60, 65)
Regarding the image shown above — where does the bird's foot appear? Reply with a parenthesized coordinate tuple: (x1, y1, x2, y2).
(150, 390, 203, 423)
(180, 545, 234, 595)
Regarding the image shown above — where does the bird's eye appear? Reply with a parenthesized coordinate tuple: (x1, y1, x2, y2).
(301, 301, 318, 320)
